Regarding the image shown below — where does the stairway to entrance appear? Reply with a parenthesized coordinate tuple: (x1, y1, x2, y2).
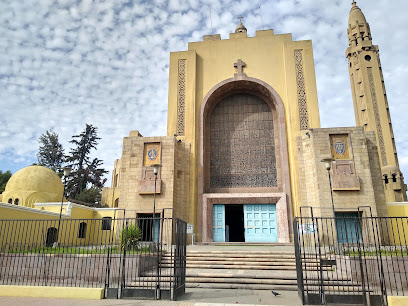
(140, 244, 363, 294)
(164, 244, 299, 291)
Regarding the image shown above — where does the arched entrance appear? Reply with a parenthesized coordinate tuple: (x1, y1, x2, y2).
(198, 77, 291, 243)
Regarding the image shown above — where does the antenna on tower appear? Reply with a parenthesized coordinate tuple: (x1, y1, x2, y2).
(259, 6, 265, 30)
(210, 10, 213, 33)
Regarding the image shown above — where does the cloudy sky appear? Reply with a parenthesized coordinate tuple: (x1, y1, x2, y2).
(0, 0, 407, 187)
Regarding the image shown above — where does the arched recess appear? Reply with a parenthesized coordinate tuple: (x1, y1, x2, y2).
(198, 76, 292, 243)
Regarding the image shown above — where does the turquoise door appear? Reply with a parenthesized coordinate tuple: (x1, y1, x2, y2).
(336, 212, 362, 243)
(244, 204, 277, 242)
(213, 204, 225, 242)
(153, 217, 159, 242)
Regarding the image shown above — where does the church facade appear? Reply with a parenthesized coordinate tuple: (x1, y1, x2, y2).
(102, 2, 406, 243)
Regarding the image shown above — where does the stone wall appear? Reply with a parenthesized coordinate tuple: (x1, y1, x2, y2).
(297, 127, 386, 217)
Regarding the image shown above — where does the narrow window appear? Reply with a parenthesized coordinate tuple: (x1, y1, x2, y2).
(102, 217, 112, 230)
(14, 198, 19, 205)
(78, 222, 87, 238)
(8, 198, 12, 204)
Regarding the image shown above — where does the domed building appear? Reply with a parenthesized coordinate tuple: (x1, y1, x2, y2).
(1, 165, 63, 208)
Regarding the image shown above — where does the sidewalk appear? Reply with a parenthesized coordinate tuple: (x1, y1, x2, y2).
(0, 288, 303, 306)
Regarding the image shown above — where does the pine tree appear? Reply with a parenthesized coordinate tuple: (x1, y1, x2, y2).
(0, 170, 12, 193)
(65, 124, 107, 199)
(37, 130, 65, 171)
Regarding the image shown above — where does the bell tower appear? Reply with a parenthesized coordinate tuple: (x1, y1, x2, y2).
(346, 1, 407, 201)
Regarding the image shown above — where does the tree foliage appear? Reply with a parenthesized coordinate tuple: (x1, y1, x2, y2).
(37, 130, 65, 171)
(73, 187, 102, 206)
(0, 170, 12, 193)
(65, 124, 107, 199)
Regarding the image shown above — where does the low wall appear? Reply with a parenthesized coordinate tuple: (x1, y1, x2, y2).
(336, 255, 408, 291)
(0, 253, 158, 286)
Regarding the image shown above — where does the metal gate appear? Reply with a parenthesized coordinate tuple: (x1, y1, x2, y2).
(172, 218, 187, 300)
(105, 217, 188, 301)
(294, 212, 408, 306)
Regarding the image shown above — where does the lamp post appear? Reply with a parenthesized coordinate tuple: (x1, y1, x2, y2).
(151, 164, 161, 241)
(151, 163, 161, 300)
(321, 158, 335, 218)
(58, 167, 71, 240)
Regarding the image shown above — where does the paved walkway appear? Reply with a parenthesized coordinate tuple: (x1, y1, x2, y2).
(0, 288, 302, 306)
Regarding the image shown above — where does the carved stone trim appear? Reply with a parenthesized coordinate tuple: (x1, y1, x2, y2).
(367, 67, 387, 166)
(294, 50, 309, 130)
(177, 59, 186, 136)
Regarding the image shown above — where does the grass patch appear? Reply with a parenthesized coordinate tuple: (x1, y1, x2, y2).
(5, 246, 150, 255)
(342, 249, 408, 256)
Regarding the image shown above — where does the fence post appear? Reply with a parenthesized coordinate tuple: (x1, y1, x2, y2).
(119, 219, 128, 299)
(293, 218, 305, 304)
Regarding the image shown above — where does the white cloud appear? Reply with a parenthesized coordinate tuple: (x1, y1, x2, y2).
(0, 0, 407, 190)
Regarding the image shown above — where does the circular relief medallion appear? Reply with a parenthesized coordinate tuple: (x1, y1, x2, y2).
(334, 141, 345, 155)
(148, 149, 157, 161)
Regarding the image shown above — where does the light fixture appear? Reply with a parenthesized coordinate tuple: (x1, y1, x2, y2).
(151, 164, 161, 175)
(63, 166, 71, 176)
(321, 157, 334, 171)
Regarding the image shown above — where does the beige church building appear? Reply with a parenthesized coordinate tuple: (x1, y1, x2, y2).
(102, 2, 407, 243)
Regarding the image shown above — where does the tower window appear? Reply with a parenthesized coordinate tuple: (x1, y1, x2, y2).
(364, 55, 371, 61)
(392, 173, 397, 183)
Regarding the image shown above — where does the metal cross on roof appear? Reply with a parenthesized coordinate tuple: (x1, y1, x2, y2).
(237, 15, 244, 23)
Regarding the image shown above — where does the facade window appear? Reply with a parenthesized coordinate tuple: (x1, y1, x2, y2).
(14, 198, 19, 205)
(8, 198, 12, 204)
(78, 222, 87, 239)
(102, 217, 112, 230)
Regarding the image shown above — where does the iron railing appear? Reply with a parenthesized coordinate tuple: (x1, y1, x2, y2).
(0, 216, 187, 300)
(294, 214, 408, 306)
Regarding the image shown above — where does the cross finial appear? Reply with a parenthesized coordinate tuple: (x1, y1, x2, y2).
(237, 15, 244, 23)
(234, 59, 246, 75)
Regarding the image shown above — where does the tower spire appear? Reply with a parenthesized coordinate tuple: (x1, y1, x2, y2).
(346, 2, 407, 201)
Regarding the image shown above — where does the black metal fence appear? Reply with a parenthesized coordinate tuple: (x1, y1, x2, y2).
(0, 216, 187, 300)
(294, 214, 408, 306)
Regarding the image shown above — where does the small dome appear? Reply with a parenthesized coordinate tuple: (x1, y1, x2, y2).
(5, 165, 63, 194)
(348, 1, 367, 26)
(235, 21, 247, 33)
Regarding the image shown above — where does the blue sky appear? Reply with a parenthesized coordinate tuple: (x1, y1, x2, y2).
(0, 0, 407, 187)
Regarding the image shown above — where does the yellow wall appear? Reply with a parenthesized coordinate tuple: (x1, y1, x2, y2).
(387, 203, 408, 245)
(0, 202, 119, 249)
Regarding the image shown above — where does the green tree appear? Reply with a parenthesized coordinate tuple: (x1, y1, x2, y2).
(0, 170, 12, 193)
(73, 187, 101, 206)
(65, 124, 107, 199)
(37, 130, 65, 171)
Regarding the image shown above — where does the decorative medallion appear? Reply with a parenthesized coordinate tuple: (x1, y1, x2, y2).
(330, 134, 350, 160)
(148, 149, 157, 161)
(143, 142, 161, 166)
(334, 141, 345, 155)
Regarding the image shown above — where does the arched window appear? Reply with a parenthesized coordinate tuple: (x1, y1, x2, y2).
(102, 217, 112, 230)
(114, 198, 119, 208)
(114, 174, 119, 187)
(8, 198, 12, 204)
(14, 198, 19, 205)
(78, 222, 87, 239)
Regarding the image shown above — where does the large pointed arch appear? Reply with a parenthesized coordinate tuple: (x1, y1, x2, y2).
(198, 76, 292, 242)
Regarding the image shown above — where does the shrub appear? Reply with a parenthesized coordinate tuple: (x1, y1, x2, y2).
(120, 224, 142, 251)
